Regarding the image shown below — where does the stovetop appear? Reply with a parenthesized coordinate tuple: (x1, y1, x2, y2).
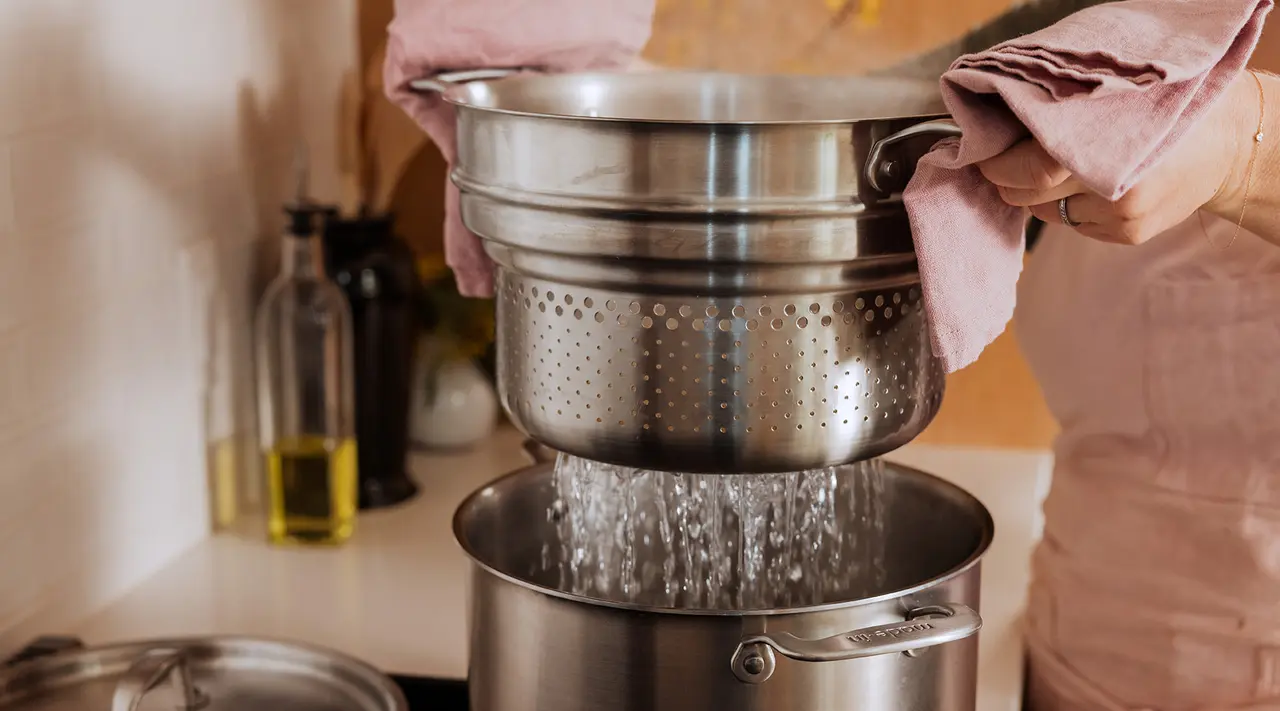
(390, 675, 468, 711)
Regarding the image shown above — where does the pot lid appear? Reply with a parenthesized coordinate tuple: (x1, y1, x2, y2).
(0, 637, 406, 711)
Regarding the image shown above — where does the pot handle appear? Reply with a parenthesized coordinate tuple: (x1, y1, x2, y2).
(409, 68, 530, 94)
(730, 602, 981, 684)
(112, 648, 209, 711)
(863, 120, 963, 195)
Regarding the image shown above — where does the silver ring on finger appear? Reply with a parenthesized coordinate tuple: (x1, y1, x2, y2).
(1059, 196, 1082, 228)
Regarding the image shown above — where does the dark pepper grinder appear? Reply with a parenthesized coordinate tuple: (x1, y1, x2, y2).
(321, 212, 420, 509)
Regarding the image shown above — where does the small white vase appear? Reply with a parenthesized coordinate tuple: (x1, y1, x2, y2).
(410, 349, 499, 450)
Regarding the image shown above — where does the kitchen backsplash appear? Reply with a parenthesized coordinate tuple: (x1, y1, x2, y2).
(0, 0, 355, 649)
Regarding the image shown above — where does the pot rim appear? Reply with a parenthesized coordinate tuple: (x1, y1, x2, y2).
(452, 459, 995, 617)
(439, 70, 950, 127)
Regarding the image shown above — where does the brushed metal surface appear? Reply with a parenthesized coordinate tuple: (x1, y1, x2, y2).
(495, 272, 944, 473)
(417, 71, 959, 473)
(0, 637, 406, 711)
(454, 460, 993, 711)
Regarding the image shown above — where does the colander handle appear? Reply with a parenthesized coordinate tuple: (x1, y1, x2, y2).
(729, 602, 981, 684)
(408, 68, 531, 94)
(863, 120, 963, 195)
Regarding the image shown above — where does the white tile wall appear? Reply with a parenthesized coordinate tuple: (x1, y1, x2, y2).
(0, 0, 356, 650)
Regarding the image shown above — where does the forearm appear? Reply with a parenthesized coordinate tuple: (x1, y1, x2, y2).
(1206, 71, 1280, 244)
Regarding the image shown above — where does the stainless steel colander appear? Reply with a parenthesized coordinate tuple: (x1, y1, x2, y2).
(414, 71, 958, 473)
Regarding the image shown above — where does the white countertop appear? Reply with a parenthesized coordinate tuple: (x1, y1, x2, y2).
(72, 426, 1050, 711)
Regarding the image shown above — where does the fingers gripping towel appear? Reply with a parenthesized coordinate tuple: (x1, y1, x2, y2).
(905, 0, 1273, 372)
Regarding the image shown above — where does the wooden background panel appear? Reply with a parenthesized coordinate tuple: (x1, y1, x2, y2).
(1256, 22, 1280, 68)
(644, 0, 1022, 73)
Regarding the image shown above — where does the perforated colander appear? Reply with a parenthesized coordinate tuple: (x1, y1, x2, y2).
(495, 270, 942, 474)
(418, 70, 955, 473)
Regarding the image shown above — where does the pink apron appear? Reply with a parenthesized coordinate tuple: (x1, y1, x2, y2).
(1013, 214, 1280, 710)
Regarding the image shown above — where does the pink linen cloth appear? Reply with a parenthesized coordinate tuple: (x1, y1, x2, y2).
(383, 0, 655, 297)
(904, 0, 1273, 373)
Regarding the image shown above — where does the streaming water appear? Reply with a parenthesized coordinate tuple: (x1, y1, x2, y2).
(550, 454, 890, 610)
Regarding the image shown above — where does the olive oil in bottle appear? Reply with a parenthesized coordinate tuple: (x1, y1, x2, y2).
(265, 436, 357, 544)
(255, 162, 359, 546)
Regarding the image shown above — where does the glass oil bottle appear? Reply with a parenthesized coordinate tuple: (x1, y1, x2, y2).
(254, 189, 358, 546)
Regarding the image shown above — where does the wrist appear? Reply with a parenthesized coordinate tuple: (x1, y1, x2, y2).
(1206, 72, 1263, 220)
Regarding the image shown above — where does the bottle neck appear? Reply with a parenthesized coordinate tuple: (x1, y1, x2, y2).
(281, 234, 325, 278)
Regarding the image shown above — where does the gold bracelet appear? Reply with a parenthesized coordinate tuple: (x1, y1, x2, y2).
(1206, 69, 1267, 251)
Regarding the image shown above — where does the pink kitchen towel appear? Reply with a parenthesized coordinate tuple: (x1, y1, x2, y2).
(383, 0, 655, 297)
(906, 0, 1273, 373)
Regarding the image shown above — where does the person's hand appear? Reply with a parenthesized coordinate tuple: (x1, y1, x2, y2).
(976, 74, 1256, 245)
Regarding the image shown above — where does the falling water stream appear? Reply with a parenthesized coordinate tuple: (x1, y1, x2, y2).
(549, 454, 891, 610)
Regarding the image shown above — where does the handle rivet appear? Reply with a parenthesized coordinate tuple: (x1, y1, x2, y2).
(731, 643, 776, 684)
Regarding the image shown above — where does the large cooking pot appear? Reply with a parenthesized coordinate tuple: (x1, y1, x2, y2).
(453, 448, 994, 711)
(412, 71, 960, 474)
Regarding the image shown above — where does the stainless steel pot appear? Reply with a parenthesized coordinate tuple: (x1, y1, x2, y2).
(0, 635, 407, 711)
(413, 71, 960, 474)
(453, 452, 994, 711)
